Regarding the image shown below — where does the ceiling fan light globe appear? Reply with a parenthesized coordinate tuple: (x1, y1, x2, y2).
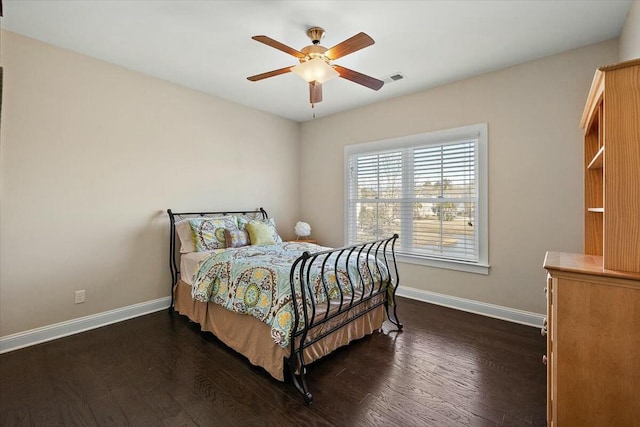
(291, 57, 339, 84)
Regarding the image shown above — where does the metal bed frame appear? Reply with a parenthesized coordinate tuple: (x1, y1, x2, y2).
(167, 208, 402, 404)
(167, 207, 268, 310)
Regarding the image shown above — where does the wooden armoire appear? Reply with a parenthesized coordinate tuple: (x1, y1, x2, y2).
(543, 59, 640, 427)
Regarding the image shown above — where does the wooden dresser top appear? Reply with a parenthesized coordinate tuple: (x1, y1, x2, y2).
(544, 251, 640, 282)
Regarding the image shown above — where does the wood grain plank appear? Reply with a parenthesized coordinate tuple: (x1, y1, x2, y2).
(603, 64, 640, 272)
(0, 298, 546, 426)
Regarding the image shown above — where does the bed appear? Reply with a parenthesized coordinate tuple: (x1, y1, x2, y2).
(167, 208, 402, 403)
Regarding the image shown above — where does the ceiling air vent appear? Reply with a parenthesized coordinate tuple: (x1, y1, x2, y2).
(382, 72, 406, 84)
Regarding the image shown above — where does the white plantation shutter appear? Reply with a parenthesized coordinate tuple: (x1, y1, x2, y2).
(345, 124, 488, 273)
(347, 151, 403, 243)
(412, 141, 477, 260)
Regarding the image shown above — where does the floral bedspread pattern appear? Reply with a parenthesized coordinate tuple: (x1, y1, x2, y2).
(191, 242, 389, 348)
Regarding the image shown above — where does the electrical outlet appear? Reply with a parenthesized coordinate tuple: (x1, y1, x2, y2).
(74, 290, 85, 304)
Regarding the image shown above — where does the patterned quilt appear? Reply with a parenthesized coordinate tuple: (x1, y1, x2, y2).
(191, 242, 389, 348)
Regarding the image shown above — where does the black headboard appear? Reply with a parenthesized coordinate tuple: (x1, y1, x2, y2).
(166, 208, 268, 309)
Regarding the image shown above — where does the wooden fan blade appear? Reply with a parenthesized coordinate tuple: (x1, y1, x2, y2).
(252, 35, 306, 59)
(247, 66, 293, 81)
(325, 32, 374, 60)
(310, 82, 323, 104)
(333, 65, 384, 91)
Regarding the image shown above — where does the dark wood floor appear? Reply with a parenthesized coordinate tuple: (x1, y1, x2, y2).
(0, 297, 546, 426)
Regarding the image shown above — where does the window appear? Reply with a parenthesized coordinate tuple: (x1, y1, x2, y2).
(345, 124, 489, 274)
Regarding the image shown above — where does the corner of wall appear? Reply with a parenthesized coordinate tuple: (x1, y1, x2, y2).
(619, 0, 640, 61)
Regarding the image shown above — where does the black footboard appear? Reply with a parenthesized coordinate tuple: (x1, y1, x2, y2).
(287, 234, 403, 404)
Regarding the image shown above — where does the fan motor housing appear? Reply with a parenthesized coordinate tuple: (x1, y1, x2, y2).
(300, 44, 328, 62)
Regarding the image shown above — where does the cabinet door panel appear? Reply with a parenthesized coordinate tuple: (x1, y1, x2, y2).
(555, 278, 640, 426)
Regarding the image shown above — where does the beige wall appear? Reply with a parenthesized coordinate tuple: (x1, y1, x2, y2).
(0, 28, 622, 338)
(299, 40, 618, 315)
(0, 31, 300, 336)
(620, 0, 640, 61)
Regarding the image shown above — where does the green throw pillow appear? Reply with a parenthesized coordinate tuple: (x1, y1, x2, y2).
(246, 221, 276, 246)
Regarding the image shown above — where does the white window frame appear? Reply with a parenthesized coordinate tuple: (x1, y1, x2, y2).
(344, 123, 489, 275)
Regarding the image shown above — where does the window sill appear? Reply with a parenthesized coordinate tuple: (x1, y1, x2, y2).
(396, 253, 490, 275)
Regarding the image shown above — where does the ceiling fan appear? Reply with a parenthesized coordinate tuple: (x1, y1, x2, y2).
(247, 27, 384, 107)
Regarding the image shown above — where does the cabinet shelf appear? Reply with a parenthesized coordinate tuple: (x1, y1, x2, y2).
(587, 146, 604, 170)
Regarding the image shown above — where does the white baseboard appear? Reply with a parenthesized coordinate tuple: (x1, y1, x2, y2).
(0, 297, 171, 354)
(1, 289, 542, 354)
(396, 286, 545, 328)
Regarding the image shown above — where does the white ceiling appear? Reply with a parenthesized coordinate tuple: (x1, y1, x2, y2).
(1, 1, 632, 123)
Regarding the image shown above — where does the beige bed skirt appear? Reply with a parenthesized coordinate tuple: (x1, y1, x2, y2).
(173, 279, 386, 381)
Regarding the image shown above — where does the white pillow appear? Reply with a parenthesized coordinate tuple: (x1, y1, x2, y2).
(175, 218, 200, 253)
